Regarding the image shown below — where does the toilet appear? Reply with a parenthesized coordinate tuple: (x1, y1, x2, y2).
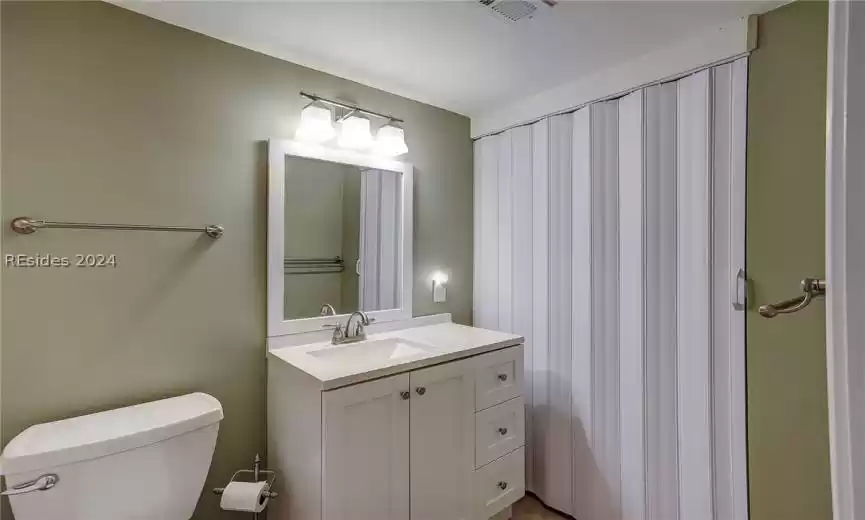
(1, 392, 223, 520)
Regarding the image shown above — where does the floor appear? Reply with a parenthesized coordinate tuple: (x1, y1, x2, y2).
(512, 495, 570, 520)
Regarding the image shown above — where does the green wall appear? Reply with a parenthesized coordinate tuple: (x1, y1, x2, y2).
(1, 2, 473, 518)
(747, 2, 832, 519)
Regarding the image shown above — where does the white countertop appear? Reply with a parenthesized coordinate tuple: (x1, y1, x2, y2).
(268, 321, 523, 390)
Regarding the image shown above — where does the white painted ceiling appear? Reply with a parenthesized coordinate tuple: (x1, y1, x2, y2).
(116, 0, 782, 117)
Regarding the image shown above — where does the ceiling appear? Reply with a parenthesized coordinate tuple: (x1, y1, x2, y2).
(116, 0, 783, 117)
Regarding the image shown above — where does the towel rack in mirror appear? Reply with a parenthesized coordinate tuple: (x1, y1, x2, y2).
(283, 256, 344, 275)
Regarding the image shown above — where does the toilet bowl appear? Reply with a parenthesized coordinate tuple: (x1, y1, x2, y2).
(1, 392, 223, 520)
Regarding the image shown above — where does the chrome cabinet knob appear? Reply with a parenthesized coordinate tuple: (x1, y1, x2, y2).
(497, 481, 508, 490)
(497, 373, 508, 382)
(400, 391, 410, 400)
(416, 387, 426, 395)
(497, 427, 508, 436)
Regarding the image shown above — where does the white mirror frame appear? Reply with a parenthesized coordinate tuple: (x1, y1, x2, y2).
(267, 139, 414, 337)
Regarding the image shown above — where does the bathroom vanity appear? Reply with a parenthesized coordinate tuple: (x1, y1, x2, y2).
(266, 140, 526, 519)
(268, 318, 525, 520)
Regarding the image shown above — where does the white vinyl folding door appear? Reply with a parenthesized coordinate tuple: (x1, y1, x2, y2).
(473, 58, 748, 520)
(359, 169, 401, 311)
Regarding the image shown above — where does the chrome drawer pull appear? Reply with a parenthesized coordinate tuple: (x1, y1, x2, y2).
(497, 481, 508, 490)
(2, 474, 59, 496)
(497, 374, 508, 382)
(497, 427, 508, 436)
(400, 391, 410, 400)
(416, 387, 426, 395)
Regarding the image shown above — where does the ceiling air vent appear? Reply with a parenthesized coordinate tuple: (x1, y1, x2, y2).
(477, 0, 555, 24)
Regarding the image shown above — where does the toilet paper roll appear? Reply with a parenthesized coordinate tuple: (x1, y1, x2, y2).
(219, 481, 270, 513)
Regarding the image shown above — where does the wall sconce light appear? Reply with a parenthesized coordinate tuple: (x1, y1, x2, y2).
(298, 92, 409, 156)
(295, 102, 336, 143)
(431, 271, 448, 303)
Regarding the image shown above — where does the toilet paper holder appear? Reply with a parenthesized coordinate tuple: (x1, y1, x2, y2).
(213, 454, 277, 517)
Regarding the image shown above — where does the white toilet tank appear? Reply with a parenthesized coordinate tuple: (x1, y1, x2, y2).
(1, 392, 223, 520)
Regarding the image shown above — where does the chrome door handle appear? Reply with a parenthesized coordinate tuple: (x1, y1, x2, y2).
(497, 481, 508, 490)
(497, 374, 508, 382)
(416, 387, 426, 395)
(2, 474, 59, 496)
(497, 427, 508, 436)
(759, 278, 826, 318)
(400, 391, 410, 400)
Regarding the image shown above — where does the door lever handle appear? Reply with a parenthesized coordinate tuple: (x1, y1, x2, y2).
(759, 278, 826, 318)
(2, 474, 59, 496)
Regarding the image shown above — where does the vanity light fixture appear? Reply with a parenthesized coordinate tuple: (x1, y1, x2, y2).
(295, 102, 336, 143)
(338, 113, 375, 150)
(298, 92, 408, 155)
(374, 121, 409, 157)
(431, 271, 448, 303)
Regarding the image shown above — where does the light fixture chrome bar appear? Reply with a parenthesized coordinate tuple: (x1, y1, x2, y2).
(10, 217, 224, 239)
(300, 92, 403, 124)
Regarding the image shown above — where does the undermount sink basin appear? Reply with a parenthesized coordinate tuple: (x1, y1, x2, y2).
(308, 337, 439, 365)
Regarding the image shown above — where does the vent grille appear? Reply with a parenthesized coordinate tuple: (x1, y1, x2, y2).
(478, 0, 539, 23)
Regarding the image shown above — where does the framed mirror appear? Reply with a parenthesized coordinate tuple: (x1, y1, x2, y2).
(267, 140, 413, 336)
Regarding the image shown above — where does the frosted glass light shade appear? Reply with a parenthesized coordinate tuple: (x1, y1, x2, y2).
(295, 103, 335, 143)
(374, 123, 409, 156)
(338, 115, 375, 149)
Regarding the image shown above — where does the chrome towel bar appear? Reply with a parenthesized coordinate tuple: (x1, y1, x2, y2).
(10, 217, 224, 239)
(758, 278, 826, 318)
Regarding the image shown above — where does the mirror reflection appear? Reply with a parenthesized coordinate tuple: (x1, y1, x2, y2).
(284, 156, 401, 320)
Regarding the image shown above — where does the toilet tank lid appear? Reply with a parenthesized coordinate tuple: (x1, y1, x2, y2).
(1, 393, 223, 475)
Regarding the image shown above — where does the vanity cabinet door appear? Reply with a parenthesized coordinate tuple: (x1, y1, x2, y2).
(409, 359, 475, 520)
(322, 373, 410, 520)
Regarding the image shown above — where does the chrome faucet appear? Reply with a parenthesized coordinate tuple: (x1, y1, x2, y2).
(331, 311, 371, 344)
(319, 303, 336, 316)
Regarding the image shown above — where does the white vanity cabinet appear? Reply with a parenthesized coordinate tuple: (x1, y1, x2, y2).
(268, 341, 525, 520)
(408, 359, 476, 520)
(322, 373, 411, 520)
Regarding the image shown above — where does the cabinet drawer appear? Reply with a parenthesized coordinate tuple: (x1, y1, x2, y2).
(475, 397, 525, 468)
(473, 447, 525, 519)
(474, 346, 523, 411)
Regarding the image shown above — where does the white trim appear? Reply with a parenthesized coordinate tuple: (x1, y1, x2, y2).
(267, 140, 413, 337)
(471, 16, 756, 139)
(826, 2, 865, 519)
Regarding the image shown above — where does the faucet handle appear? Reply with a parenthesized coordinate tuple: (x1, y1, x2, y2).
(325, 323, 344, 342)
